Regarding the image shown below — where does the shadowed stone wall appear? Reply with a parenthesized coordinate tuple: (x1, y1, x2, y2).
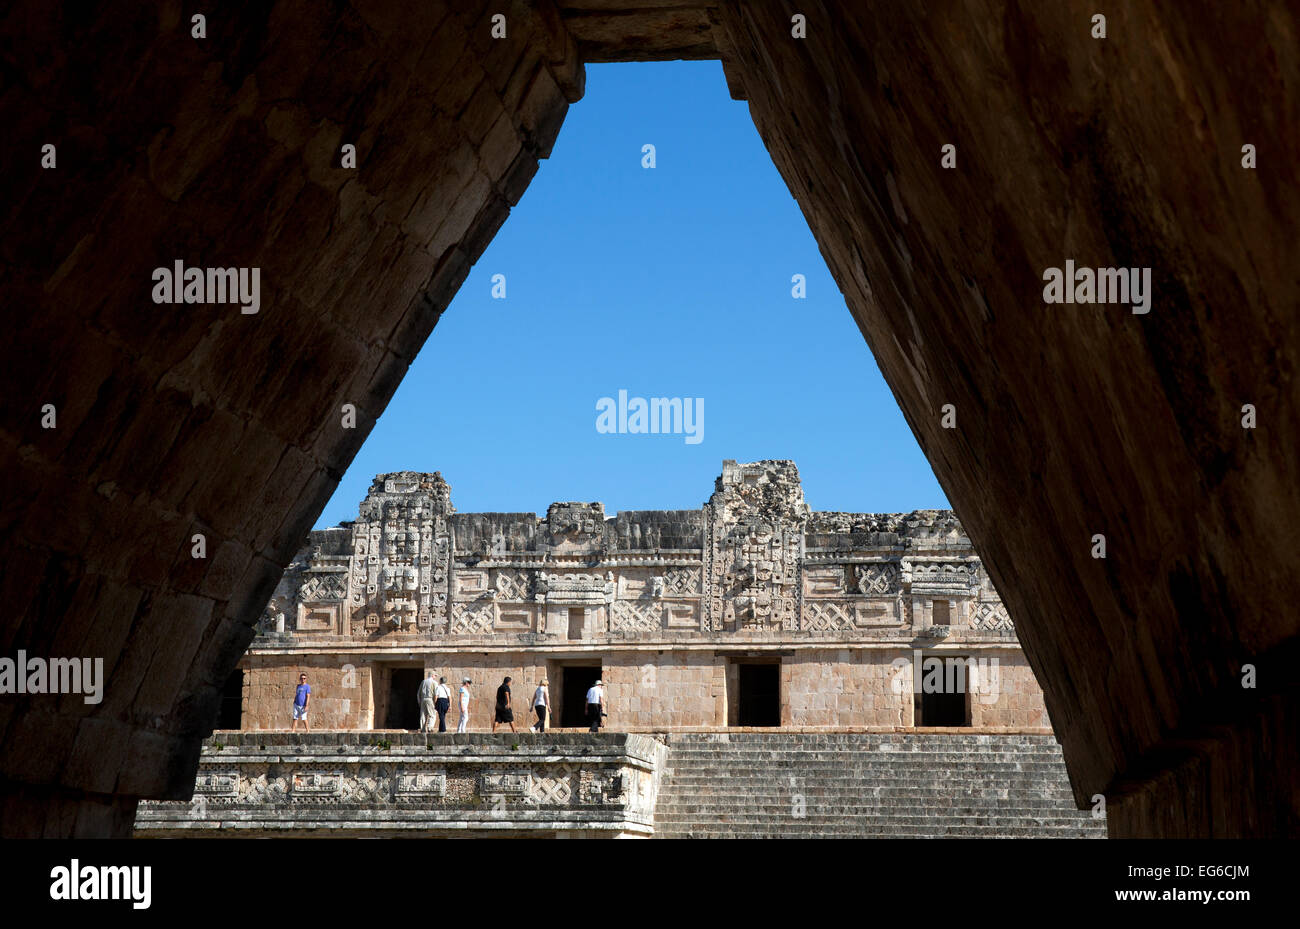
(711, 2, 1300, 836)
(0, 0, 581, 836)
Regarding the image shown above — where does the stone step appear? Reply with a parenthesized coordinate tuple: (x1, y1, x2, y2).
(663, 748, 1068, 755)
(654, 799, 1080, 810)
(655, 783, 1076, 795)
(656, 800, 1078, 808)
(665, 753, 1071, 758)
(654, 829, 1099, 838)
(655, 809, 1090, 820)
(666, 754, 1070, 758)
(653, 816, 1098, 828)
(664, 745, 1069, 751)
(654, 828, 1102, 835)
(650, 733, 1100, 838)
(658, 772, 1076, 784)
(664, 744, 1066, 749)
(663, 769, 1072, 778)
(654, 813, 1101, 823)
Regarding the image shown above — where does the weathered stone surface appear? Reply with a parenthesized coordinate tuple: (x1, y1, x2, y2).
(134, 730, 1099, 838)
(136, 731, 666, 837)
(242, 461, 1040, 732)
(711, 1, 1300, 837)
(0, 0, 580, 835)
(653, 731, 1104, 838)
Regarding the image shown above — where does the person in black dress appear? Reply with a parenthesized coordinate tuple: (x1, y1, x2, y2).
(492, 676, 516, 733)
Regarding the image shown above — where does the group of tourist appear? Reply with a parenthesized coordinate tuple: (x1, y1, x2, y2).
(287, 671, 607, 733)
(418, 674, 607, 734)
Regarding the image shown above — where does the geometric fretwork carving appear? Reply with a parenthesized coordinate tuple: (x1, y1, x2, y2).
(300, 572, 348, 601)
(971, 600, 1013, 631)
(804, 600, 853, 632)
(610, 600, 663, 633)
(530, 765, 575, 804)
(495, 568, 532, 601)
(450, 601, 494, 635)
(857, 563, 900, 596)
(664, 567, 700, 595)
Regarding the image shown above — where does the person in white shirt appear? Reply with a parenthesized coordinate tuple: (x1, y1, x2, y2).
(531, 679, 550, 732)
(585, 679, 605, 732)
(434, 676, 452, 732)
(417, 672, 437, 733)
(457, 678, 472, 733)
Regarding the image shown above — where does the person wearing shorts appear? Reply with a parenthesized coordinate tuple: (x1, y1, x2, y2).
(291, 673, 311, 731)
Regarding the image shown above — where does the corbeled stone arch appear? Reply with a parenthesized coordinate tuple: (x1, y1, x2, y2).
(0, 0, 581, 836)
(1, 1, 1297, 838)
(710, 1, 1300, 837)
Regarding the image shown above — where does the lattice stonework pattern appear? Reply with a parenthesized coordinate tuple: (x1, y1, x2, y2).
(857, 563, 901, 596)
(664, 567, 701, 595)
(495, 568, 531, 601)
(610, 600, 663, 633)
(972, 600, 1013, 631)
(804, 601, 853, 632)
(530, 765, 575, 805)
(300, 572, 347, 601)
(450, 601, 495, 635)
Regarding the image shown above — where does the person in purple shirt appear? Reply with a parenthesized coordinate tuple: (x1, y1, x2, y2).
(291, 672, 311, 731)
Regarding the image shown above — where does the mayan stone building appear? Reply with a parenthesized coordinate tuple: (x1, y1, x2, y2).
(236, 460, 1048, 733)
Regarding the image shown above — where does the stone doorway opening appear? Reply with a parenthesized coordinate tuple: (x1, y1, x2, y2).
(732, 660, 781, 727)
(553, 662, 603, 728)
(913, 656, 971, 727)
(383, 667, 425, 730)
(217, 670, 243, 731)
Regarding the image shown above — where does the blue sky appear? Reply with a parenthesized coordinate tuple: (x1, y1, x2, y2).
(315, 61, 948, 527)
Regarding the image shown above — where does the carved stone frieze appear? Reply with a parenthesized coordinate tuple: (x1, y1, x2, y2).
(264, 462, 1015, 645)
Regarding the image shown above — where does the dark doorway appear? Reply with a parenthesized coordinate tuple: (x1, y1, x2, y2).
(217, 669, 243, 730)
(560, 665, 602, 727)
(385, 668, 424, 730)
(915, 690, 968, 727)
(737, 663, 780, 727)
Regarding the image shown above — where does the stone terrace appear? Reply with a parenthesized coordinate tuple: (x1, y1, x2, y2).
(135, 730, 1102, 838)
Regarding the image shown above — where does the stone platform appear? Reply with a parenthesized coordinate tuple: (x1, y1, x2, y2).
(135, 730, 1103, 838)
(137, 732, 1102, 841)
(135, 731, 666, 838)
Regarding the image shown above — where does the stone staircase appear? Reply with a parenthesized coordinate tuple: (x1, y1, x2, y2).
(652, 732, 1105, 838)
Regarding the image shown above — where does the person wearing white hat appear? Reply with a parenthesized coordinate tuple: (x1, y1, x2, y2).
(585, 678, 605, 732)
